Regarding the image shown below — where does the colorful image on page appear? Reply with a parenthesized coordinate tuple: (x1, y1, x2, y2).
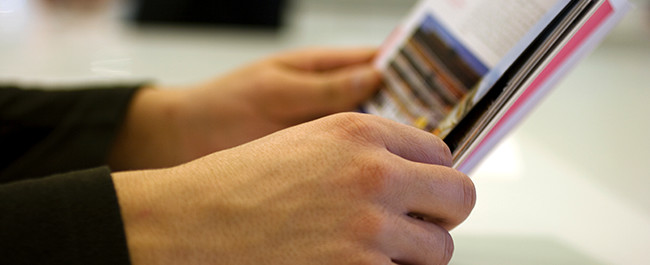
(364, 14, 487, 133)
(363, 0, 569, 138)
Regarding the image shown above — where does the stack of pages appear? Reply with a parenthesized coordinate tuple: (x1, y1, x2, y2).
(363, 0, 630, 173)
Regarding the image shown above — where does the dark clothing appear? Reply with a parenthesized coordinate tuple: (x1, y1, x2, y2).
(0, 167, 131, 265)
(0, 85, 137, 180)
(0, 84, 140, 264)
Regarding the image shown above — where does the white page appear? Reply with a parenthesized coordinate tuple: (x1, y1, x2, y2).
(366, 0, 570, 134)
(456, 0, 632, 173)
(426, 0, 561, 67)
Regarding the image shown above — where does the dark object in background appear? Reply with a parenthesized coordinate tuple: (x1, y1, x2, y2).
(132, 0, 287, 29)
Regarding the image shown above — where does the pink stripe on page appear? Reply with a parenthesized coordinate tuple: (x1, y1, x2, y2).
(460, 1, 615, 170)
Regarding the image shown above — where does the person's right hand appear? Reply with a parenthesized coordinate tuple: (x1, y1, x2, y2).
(112, 113, 476, 265)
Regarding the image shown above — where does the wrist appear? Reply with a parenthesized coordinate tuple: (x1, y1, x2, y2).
(112, 167, 191, 265)
(112, 169, 166, 265)
(111, 161, 230, 265)
(108, 86, 189, 170)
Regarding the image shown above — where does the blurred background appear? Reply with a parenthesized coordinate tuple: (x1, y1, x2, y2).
(1, 0, 649, 264)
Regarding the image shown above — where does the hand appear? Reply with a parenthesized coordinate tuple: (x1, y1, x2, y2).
(108, 47, 381, 170)
(112, 113, 476, 265)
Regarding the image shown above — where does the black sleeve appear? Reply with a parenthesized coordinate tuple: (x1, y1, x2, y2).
(0, 167, 131, 265)
(0, 84, 140, 181)
(0, 84, 142, 264)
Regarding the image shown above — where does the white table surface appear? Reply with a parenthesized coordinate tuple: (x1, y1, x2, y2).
(1, 0, 649, 264)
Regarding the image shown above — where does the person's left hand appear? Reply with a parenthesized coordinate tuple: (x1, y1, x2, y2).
(109, 47, 381, 170)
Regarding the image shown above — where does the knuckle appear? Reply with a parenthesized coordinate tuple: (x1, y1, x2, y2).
(421, 136, 453, 166)
(436, 169, 476, 228)
(328, 113, 381, 142)
(349, 155, 393, 198)
(439, 141, 453, 167)
(345, 208, 384, 242)
(439, 231, 455, 264)
(459, 173, 477, 216)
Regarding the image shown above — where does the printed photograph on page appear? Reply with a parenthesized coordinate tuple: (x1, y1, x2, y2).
(363, 0, 571, 138)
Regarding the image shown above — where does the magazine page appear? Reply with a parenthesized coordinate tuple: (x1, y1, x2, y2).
(454, 0, 631, 172)
(364, 0, 570, 136)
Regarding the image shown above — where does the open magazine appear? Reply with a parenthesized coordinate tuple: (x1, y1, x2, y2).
(362, 0, 630, 173)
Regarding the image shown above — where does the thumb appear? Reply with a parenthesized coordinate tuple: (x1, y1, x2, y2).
(270, 65, 382, 124)
(350, 66, 383, 99)
(320, 66, 382, 112)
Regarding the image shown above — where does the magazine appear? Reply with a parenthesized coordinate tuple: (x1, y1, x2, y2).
(362, 0, 630, 173)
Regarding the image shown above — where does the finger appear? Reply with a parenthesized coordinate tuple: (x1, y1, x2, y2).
(378, 212, 454, 265)
(305, 65, 381, 113)
(387, 160, 476, 231)
(274, 47, 377, 71)
(269, 65, 382, 122)
(350, 114, 453, 166)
